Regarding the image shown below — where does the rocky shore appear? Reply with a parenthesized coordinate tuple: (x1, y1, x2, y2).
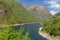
(39, 27, 60, 40)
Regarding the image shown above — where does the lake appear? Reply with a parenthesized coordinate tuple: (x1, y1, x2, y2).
(13, 23, 47, 40)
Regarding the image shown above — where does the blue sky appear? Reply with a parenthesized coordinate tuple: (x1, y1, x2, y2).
(17, 0, 60, 15)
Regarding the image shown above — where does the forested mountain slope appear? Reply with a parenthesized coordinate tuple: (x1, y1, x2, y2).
(0, 0, 35, 25)
(42, 12, 60, 36)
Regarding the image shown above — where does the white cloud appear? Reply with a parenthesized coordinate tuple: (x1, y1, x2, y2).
(50, 10, 56, 15)
(44, 0, 60, 15)
(45, 0, 60, 9)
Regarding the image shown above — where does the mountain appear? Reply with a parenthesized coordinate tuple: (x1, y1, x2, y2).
(0, 0, 36, 25)
(42, 12, 60, 36)
(25, 5, 52, 20)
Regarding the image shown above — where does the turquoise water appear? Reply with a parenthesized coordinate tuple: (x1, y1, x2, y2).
(13, 23, 47, 40)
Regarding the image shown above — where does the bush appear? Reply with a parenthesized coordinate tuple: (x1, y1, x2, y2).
(0, 26, 30, 40)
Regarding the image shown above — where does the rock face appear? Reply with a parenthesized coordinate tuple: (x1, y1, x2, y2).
(25, 5, 52, 20)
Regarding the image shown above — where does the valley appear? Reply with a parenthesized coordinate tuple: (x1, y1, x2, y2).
(0, 0, 60, 40)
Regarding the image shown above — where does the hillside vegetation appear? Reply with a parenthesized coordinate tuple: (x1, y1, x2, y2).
(0, 0, 35, 25)
(42, 12, 60, 36)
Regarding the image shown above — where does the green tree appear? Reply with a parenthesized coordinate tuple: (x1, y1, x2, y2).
(0, 26, 30, 40)
(42, 12, 60, 36)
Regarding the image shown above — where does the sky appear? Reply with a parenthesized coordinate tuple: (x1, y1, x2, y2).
(17, 0, 60, 15)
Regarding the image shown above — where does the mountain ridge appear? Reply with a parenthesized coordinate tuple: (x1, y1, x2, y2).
(25, 4, 52, 20)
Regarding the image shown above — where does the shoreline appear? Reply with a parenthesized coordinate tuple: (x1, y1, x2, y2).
(12, 22, 40, 26)
(39, 27, 59, 40)
(0, 22, 40, 27)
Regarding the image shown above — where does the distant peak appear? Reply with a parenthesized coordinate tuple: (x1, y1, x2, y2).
(25, 4, 52, 20)
(26, 4, 45, 10)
